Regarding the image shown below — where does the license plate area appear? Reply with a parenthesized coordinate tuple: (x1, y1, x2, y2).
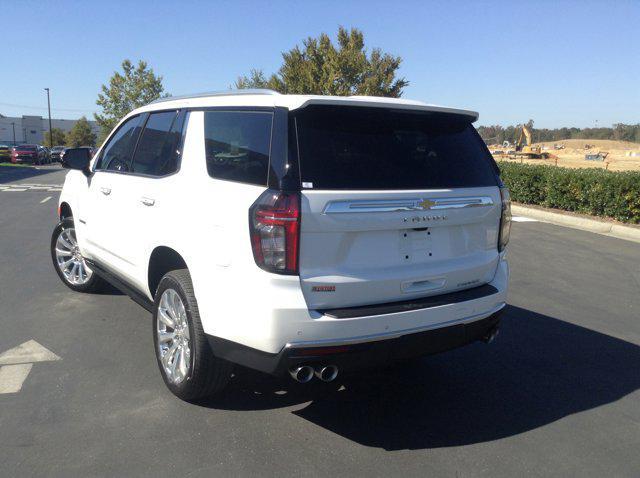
(399, 228, 433, 263)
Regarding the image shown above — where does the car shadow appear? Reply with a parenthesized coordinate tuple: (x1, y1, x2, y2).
(89, 282, 125, 296)
(0, 164, 63, 184)
(197, 304, 640, 450)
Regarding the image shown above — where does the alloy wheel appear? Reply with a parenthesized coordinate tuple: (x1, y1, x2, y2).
(55, 226, 93, 285)
(156, 288, 192, 384)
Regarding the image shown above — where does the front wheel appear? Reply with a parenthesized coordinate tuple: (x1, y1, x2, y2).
(153, 269, 232, 401)
(51, 217, 105, 292)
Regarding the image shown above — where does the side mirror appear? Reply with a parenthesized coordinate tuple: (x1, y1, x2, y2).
(61, 148, 92, 177)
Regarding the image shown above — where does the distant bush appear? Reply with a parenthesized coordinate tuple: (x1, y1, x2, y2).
(498, 162, 640, 224)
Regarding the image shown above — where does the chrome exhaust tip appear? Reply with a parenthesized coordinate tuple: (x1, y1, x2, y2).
(315, 365, 339, 382)
(289, 365, 314, 383)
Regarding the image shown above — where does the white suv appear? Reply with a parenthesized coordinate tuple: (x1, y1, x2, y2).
(51, 90, 510, 401)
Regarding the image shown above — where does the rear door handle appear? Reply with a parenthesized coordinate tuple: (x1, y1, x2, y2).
(140, 197, 155, 206)
(100, 187, 111, 196)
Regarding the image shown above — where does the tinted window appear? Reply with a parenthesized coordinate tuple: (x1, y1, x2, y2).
(95, 115, 143, 172)
(294, 105, 498, 190)
(204, 111, 272, 185)
(131, 111, 183, 176)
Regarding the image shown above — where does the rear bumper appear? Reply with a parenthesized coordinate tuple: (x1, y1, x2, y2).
(207, 307, 503, 377)
(198, 256, 508, 354)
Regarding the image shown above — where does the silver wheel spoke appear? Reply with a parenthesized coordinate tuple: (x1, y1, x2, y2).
(169, 346, 179, 377)
(178, 347, 188, 378)
(162, 342, 177, 370)
(174, 347, 184, 381)
(70, 262, 79, 282)
(55, 226, 92, 286)
(58, 233, 74, 250)
(158, 330, 174, 343)
(156, 288, 191, 385)
(158, 307, 175, 327)
(172, 292, 182, 321)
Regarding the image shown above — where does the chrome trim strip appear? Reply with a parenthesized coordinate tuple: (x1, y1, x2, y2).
(285, 302, 505, 349)
(323, 196, 494, 214)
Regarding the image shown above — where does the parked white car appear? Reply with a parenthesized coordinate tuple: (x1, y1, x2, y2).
(51, 90, 511, 401)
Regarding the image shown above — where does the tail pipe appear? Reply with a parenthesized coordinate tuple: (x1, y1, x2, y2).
(315, 365, 339, 382)
(289, 365, 314, 383)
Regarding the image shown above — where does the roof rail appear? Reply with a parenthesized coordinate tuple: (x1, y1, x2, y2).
(149, 89, 281, 105)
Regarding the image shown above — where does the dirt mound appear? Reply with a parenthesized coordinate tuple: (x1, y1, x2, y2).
(493, 139, 640, 172)
(535, 139, 639, 151)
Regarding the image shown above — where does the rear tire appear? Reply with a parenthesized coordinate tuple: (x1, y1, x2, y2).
(153, 269, 232, 401)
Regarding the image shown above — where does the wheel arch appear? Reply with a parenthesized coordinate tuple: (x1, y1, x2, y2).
(59, 202, 73, 220)
(147, 246, 189, 298)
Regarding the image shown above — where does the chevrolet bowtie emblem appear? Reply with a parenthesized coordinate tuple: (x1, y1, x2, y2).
(418, 199, 437, 210)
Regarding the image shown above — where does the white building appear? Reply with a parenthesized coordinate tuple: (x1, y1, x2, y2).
(0, 114, 101, 145)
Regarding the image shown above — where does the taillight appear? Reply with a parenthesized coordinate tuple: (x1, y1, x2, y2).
(498, 187, 511, 252)
(249, 189, 300, 274)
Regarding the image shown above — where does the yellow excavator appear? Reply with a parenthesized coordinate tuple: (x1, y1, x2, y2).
(511, 124, 550, 159)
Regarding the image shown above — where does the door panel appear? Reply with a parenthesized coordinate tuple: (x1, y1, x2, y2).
(82, 172, 136, 279)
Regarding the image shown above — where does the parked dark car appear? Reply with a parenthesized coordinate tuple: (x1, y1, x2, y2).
(39, 145, 51, 164)
(49, 145, 65, 162)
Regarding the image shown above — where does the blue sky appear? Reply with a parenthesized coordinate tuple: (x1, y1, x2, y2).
(1, 0, 638, 128)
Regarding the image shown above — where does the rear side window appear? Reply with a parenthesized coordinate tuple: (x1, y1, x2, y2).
(204, 111, 273, 186)
(95, 115, 143, 172)
(131, 110, 184, 176)
(294, 105, 498, 190)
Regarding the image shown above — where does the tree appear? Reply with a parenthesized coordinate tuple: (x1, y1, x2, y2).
(235, 69, 271, 89)
(235, 27, 408, 97)
(65, 117, 96, 147)
(95, 59, 167, 142)
(43, 128, 66, 146)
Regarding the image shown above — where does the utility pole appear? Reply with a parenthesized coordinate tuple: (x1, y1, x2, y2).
(11, 122, 16, 145)
(44, 87, 53, 147)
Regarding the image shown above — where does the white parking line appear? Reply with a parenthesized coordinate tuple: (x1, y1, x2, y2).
(40, 196, 52, 203)
(512, 216, 538, 222)
(0, 183, 63, 193)
(0, 364, 33, 394)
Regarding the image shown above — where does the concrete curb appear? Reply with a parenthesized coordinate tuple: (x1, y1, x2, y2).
(511, 204, 640, 244)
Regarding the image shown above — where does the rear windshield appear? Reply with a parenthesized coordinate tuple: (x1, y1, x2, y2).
(294, 105, 498, 190)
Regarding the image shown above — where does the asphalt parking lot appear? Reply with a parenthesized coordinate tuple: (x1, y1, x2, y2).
(1, 165, 639, 477)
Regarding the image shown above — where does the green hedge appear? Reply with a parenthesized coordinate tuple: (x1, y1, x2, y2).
(498, 161, 640, 224)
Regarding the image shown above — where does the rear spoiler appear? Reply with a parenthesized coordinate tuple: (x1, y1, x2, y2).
(295, 98, 479, 122)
